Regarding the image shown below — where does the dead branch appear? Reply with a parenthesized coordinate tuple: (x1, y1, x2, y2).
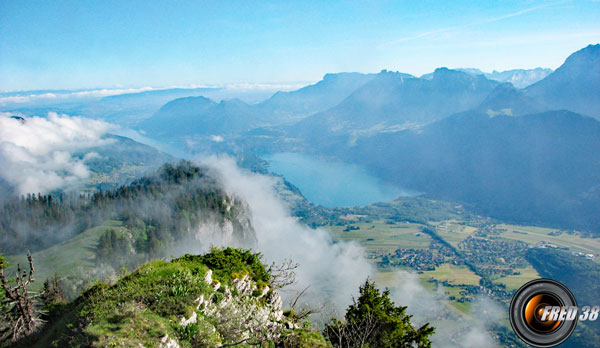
(268, 259, 299, 289)
(0, 252, 43, 343)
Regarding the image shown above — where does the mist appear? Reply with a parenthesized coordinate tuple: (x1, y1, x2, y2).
(0, 112, 114, 197)
(197, 156, 504, 347)
(385, 270, 502, 348)
(200, 156, 374, 312)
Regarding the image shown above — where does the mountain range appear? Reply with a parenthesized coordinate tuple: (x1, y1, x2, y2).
(525, 44, 600, 119)
(452, 67, 552, 88)
(347, 109, 600, 230)
(2, 44, 599, 232)
(139, 72, 378, 139)
(236, 44, 599, 231)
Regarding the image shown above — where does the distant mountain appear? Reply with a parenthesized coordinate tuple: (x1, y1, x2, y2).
(79, 88, 220, 126)
(140, 96, 263, 139)
(525, 44, 600, 119)
(79, 134, 176, 191)
(291, 68, 498, 141)
(444, 68, 553, 88)
(0, 88, 221, 128)
(257, 72, 377, 121)
(346, 110, 600, 231)
(98, 88, 218, 106)
(139, 73, 379, 145)
(475, 83, 545, 116)
(485, 68, 553, 88)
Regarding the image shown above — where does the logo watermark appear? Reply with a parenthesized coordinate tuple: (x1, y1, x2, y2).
(508, 278, 597, 347)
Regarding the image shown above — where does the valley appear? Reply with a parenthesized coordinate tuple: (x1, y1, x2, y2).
(326, 215, 599, 307)
(1, 41, 599, 348)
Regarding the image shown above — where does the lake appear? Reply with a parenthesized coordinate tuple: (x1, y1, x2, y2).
(264, 152, 413, 208)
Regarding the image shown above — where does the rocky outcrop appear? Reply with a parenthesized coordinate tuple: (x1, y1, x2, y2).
(180, 268, 289, 345)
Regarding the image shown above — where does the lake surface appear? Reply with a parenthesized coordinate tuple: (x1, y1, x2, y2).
(264, 152, 412, 208)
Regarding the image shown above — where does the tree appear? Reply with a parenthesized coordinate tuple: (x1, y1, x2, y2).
(41, 274, 66, 306)
(0, 253, 43, 343)
(324, 280, 434, 348)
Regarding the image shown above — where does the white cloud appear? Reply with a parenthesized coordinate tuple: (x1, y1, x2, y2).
(0, 82, 310, 106)
(0, 112, 115, 196)
(201, 157, 505, 346)
(201, 156, 374, 312)
(0, 87, 156, 105)
(210, 135, 224, 143)
(385, 270, 502, 348)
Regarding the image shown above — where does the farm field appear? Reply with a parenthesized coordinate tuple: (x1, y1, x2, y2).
(330, 214, 600, 322)
(373, 269, 474, 314)
(328, 221, 431, 252)
(420, 263, 481, 286)
(373, 268, 436, 291)
(495, 223, 600, 256)
(429, 220, 478, 248)
(494, 266, 540, 291)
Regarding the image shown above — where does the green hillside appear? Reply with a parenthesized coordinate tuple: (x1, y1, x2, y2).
(4, 221, 124, 293)
(10, 248, 330, 348)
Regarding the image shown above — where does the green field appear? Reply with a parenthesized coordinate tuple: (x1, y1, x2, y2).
(329, 221, 430, 252)
(494, 266, 540, 291)
(4, 220, 123, 290)
(420, 263, 481, 286)
(496, 223, 600, 255)
(329, 217, 600, 321)
(373, 270, 474, 314)
(430, 220, 477, 248)
(373, 268, 437, 291)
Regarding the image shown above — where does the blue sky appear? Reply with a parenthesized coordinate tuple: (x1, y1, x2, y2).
(1, 0, 598, 91)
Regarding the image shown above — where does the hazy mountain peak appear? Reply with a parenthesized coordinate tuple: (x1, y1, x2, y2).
(432, 67, 468, 80)
(457, 68, 485, 75)
(322, 72, 371, 80)
(257, 72, 377, 119)
(377, 69, 414, 78)
(420, 67, 489, 84)
(563, 43, 600, 66)
(455, 67, 553, 88)
(433, 67, 451, 74)
(219, 98, 248, 106)
(477, 82, 545, 116)
(525, 43, 600, 118)
(431, 68, 494, 90)
(166, 95, 216, 107)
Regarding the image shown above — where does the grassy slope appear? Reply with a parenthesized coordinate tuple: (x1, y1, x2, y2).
(15, 249, 329, 348)
(328, 221, 430, 252)
(4, 221, 124, 291)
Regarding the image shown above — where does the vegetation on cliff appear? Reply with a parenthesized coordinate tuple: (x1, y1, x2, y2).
(2, 248, 433, 347)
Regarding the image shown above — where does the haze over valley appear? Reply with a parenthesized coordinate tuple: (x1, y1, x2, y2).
(1, 1, 599, 347)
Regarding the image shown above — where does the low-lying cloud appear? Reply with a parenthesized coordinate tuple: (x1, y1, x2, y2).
(0, 87, 157, 105)
(202, 156, 374, 312)
(201, 157, 502, 347)
(0, 112, 114, 196)
(385, 270, 502, 348)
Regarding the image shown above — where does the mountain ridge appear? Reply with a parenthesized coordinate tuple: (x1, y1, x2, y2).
(525, 43, 600, 118)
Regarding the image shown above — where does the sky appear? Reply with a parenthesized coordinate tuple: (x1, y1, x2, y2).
(0, 0, 599, 91)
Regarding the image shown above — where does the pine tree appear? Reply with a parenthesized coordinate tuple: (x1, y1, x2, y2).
(324, 280, 434, 348)
(41, 274, 66, 306)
